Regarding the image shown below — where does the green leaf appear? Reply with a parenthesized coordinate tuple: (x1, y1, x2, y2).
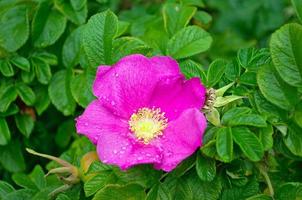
(84, 171, 116, 197)
(167, 26, 212, 59)
(294, 103, 302, 128)
(0, 118, 10, 145)
(83, 10, 118, 67)
(12, 173, 37, 190)
(206, 59, 227, 87)
(33, 51, 58, 66)
(54, 0, 87, 25)
(32, 1, 67, 48)
(55, 120, 75, 148)
(275, 182, 302, 200)
(49, 70, 76, 116)
(93, 184, 146, 200)
(246, 194, 272, 200)
(115, 21, 130, 38)
(31, 57, 52, 84)
(34, 85, 50, 115)
(0, 140, 26, 172)
(0, 5, 29, 52)
(259, 125, 273, 151)
(86, 161, 113, 174)
(225, 60, 241, 81)
(0, 82, 17, 112)
(0, 60, 14, 77)
(180, 0, 205, 7)
(62, 26, 84, 68)
(283, 122, 302, 157)
(5, 189, 36, 200)
(216, 127, 233, 162)
(196, 154, 216, 182)
(232, 127, 264, 161)
(257, 63, 298, 111)
(112, 37, 152, 63)
(56, 194, 72, 200)
(16, 83, 36, 106)
(227, 114, 267, 127)
(70, 72, 95, 108)
(14, 114, 34, 138)
(270, 23, 302, 87)
(0, 104, 19, 117)
(29, 165, 46, 190)
(163, 3, 196, 36)
(163, 177, 193, 200)
(0, 181, 15, 199)
(239, 71, 257, 86)
(194, 11, 212, 25)
(146, 183, 172, 200)
(179, 59, 206, 81)
(292, 0, 302, 22)
(10, 56, 30, 72)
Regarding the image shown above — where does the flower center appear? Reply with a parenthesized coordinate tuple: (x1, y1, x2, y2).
(129, 107, 168, 144)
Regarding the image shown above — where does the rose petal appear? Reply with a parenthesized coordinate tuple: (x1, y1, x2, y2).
(97, 132, 162, 170)
(76, 100, 127, 144)
(92, 54, 182, 119)
(149, 77, 206, 120)
(155, 108, 207, 172)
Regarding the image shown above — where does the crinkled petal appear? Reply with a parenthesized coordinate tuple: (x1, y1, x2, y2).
(149, 77, 206, 120)
(76, 100, 127, 144)
(97, 132, 162, 170)
(92, 54, 182, 119)
(155, 108, 207, 172)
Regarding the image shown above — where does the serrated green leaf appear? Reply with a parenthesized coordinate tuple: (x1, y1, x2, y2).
(70, 72, 95, 108)
(33, 51, 58, 66)
(257, 63, 299, 111)
(112, 37, 152, 62)
(14, 114, 34, 138)
(146, 183, 172, 200)
(56, 194, 72, 200)
(31, 57, 52, 84)
(0, 83, 17, 113)
(240, 71, 257, 86)
(115, 21, 130, 38)
(246, 194, 272, 200)
(216, 127, 233, 162)
(275, 182, 302, 200)
(0, 5, 29, 52)
(167, 26, 212, 59)
(163, 3, 196, 36)
(227, 114, 267, 127)
(32, 2, 66, 47)
(12, 173, 37, 190)
(180, 0, 205, 7)
(270, 23, 302, 88)
(0, 104, 19, 117)
(16, 83, 36, 106)
(83, 10, 118, 67)
(93, 184, 146, 200)
(163, 177, 193, 200)
(29, 165, 46, 190)
(34, 85, 50, 115)
(55, 0, 87, 25)
(292, 0, 302, 22)
(206, 59, 227, 87)
(0, 140, 25, 172)
(179, 59, 206, 81)
(232, 127, 264, 161)
(194, 11, 212, 25)
(86, 161, 113, 174)
(5, 189, 36, 200)
(196, 154, 216, 182)
(259, 125, 273, 151)
(283, 122, 302, 157)
(49, 70, 76, 116)
(55, 120, 75, 148)
(0, 59, 14, 77)
(0, 181, 15, 199)
(0, 118, 10, 145)
(225, 59, 241, 81)
(63, 26, 84, 68)
(84, 171, 116, 197)
(10, 56, 30, 72)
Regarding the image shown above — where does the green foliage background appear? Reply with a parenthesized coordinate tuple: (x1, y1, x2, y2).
(0, 0, 301, 199)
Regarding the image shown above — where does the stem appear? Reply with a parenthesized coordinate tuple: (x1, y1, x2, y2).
(259, 165, 274, 197)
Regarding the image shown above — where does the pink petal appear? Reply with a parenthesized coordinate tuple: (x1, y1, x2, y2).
(97, 131, 162, 170)
(155, 108, 207, 172)
(75, 100, 127, 144)
(149, 77, 206, 120)
(92, 54, 182, 119)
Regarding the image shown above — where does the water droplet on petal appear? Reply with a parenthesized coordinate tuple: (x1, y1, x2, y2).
(122, 146, 127, 150)
(113, 150, 118, 154)
(114, 73, 119, 77)
(84, 122, 88, 126)
(137, 156, 143, 161)
(111, 101, 116, 106)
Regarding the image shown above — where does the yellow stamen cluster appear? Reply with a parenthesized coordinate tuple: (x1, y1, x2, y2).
(129, 107, 168, 144)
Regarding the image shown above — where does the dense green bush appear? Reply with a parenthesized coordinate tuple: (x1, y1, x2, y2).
(0, 0, 301, 199)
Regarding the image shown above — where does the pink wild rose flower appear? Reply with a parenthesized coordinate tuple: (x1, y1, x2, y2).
(76, 54, 207, 172)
